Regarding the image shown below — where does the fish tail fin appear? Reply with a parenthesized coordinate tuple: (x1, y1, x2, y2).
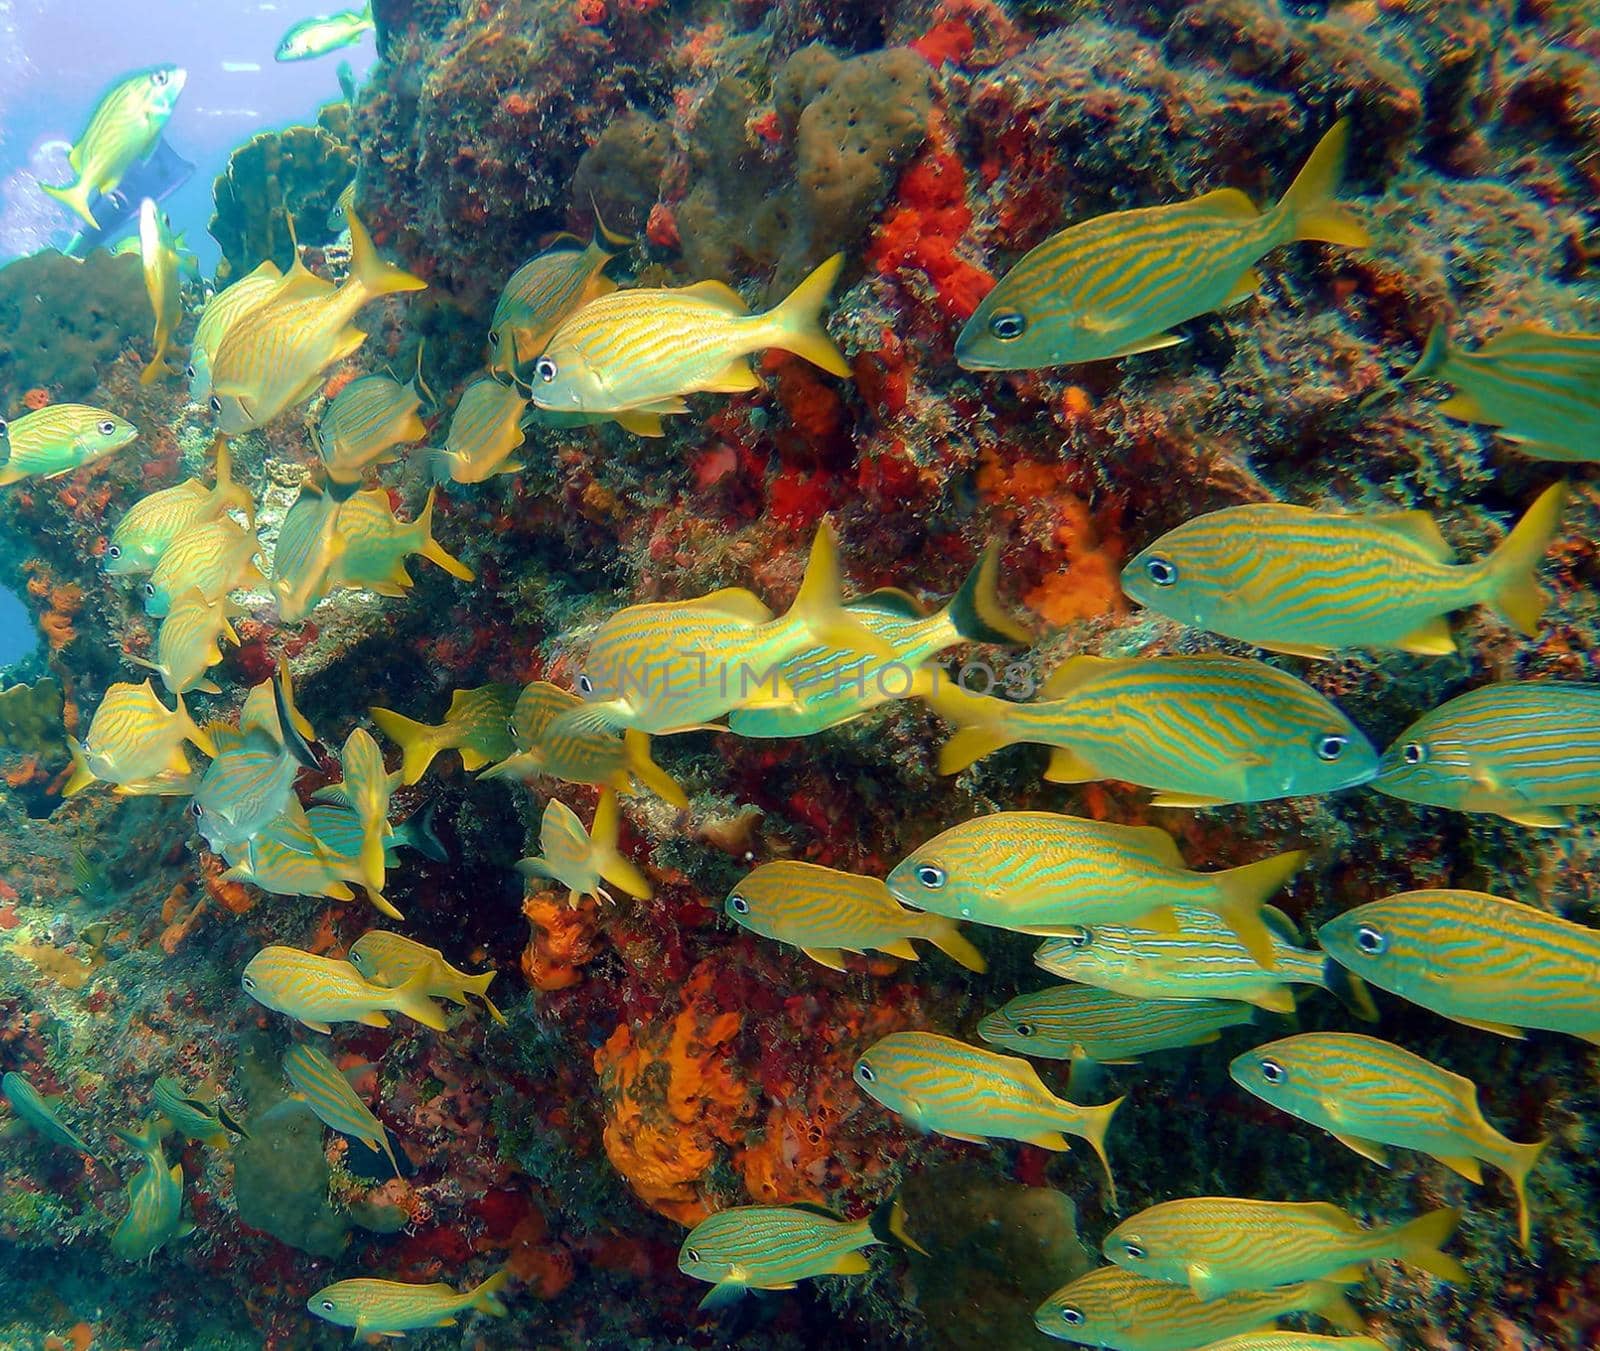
(591, 788, 652, 900)
(1209, 848, 1307, 970)
(1385, 1206, 1467, 1283)
(412, 489, 475, 581)
(1402, 321, 1452, 384)
(211, 436, 256, 525)
(42, 180, 98, 229)
(1065, 1095, 1123, 1205)
(389, 968, 448, 1032)
(1502, 1136, 1549, 1250)
(623, 729, 689, 807)
(467, 1268, 511, 1317)
(1481, 481, 1568, 636)
(787, 522, 896, 661)
(139, 355, 167, 386)
(765, 254, 852, 378)
(398, 801, 448, 862)
(867, 1192, 930, 1256)
(936, 718, 1016, 775)
(1276, 119, 1369, 248)
(175, 691, 217, 759)
(941, 540, 1031, 645)
(1310, 1283, 1366, 1334)
(590, 198, 635, 253)
(369, 706, 440, 786)
(346, 206, 426, 298)
(920, 915, 987, 973)
(1321, 957, 1379, 1022)
(63, 737, 97, 797)
(272, 661, 321, 769)
(464, 970, 507, 1025)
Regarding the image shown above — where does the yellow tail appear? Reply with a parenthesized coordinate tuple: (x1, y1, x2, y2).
(1208, 849, 1307, 971)
(1275, 119, 1370, 248)
(623, 729, 689, 807)
(786, 523, 896, 662)
(765, 254, 852, 378)
(464, 970, 507, 1026)
(346, 206, 427, 299)
(1481, 481, 1568, 635)
(1382, 1205, 1467, 1284)
(388, 968, 448, 1032)
(592, 789, 652, 900)
(210, 436, 256, 526)
(1501, 1135, 1549, 1251)
(62, 737, 98, 797)
(175, 691, 217, 760)
(369, 706, 441, 786)
(1067, 1096, 1123, 1206)
(1309, 1283, 1367, 1335)
(42, 180, 98, 229)
(467, 1268, 511, 1316)
(937, 721, 1016, 776)
(413, 489, 475, 582)
(941, 540, 1031, 645)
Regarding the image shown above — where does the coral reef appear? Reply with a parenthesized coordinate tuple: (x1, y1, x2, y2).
(208, 124, 357, 279)
(0, 252, 147, 412)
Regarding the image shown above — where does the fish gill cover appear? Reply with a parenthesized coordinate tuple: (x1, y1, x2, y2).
(0, 0, 1598, 1347)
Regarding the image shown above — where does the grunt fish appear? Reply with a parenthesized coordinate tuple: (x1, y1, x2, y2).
(426, 377, 528, 485)
(977, 985, 1253, 1070)
(283, 1042, 399, 1175)
(107, 438, 253, 575)
(43, 66, 187, 228)
(348, 930, 503, 1024)
(324, 488, 474, 595)
(1, 1071, 93, 1154)
(370, 684, 519, 785)
(64, 679, 215, 798)
(309, 727, 396, 895)
(133, 589, 239, 695)
(110, 1117, 191, 1263)
(0, 404, 138, 487)
(515, 789, 651, 906)
(241, 944, 447, 1034)
(307, 1271, 510, 1338)
(143, 516, 263, 617)
(138, 198, 183, 384)
(276, 3, 376, 61)
(316, 372, 427, 487)
(153, 1077, 247, 1150)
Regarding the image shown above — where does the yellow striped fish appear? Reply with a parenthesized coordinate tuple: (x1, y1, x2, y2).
(958, 120, 1367, 371)
(242, 944, 447, 1034)
(426, 377, 529, 484)
(325, 488, 475, 595)
(153, 1077, 247, 1150)
(209, 208, 425, 434)
(308, 1271, 510, 1337)
(1404, 322, 1600, 462)
(1103, 1198, 1464, 1300)
(1190, 1336, 1387, 1351)
(138, 198, 183, 384)
(516, 789, 651, 906)
(977, 985, 1253, 1067)
(0, 404, 138, 487)
(143, 516, 263, 617)
(192, 696, 320, 855)
(1374, 680, 1600, 827)
(1034, 906, 1375, 1019)
(727, 541, 1029, 738)
(188, 261, 286, 403)
(1229, 1032, 1548, 1248)
(135, 589, 239, 695)
(371, 684, 519, 784)
(316, 372, 427, 486)
(1318, 889, 1600, 1044)
(64, 679, 215, 798)
(1033, 1266, 1363, 1350)
(2, 1071, 93, 1153)
(283, 1041, 399, 1175)
(107, 438, 253, 575)
(42, 66, 187, 227)
(527, 255, 851, 434)
(347, 930, 504, 1025)
(219, 810, 358, 903)
(310, 726, 396, 893)
(853, 1030, 1121, 1196)
(567, 523, 893, 735)
(478, 680, 688, 806)
(271, 478, 344, 622)
(1121, 483, 1567, 658)
(886, 811, 1304, 968)
(679, 1196, 923, 1310)
(110, 1117, 190, 1263)
(725, 860, 986, 973)
(307, 802, 443, 871)
(489, 207, 632, 377)
(934, 654, 1377, 807)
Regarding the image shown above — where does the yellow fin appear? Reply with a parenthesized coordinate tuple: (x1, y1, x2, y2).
(1445, 1014, 1525, 1039)
(680, 278, 751, 314)
(939, 725, 1012, 775)
(1374, 509, 1456, 563)
(766, 254, 851, 378)
(1499, 806, 1570, 828)
(1434, 1153, 1484, 1184)
(1394, 616, 1457, 655)
(1437, 392, 1486, 421)
(802, 946, 847, 971)
(1043, 745, 1101, 784)
(613, 409, 666, 436)
(1247, 986, 1297, 1015)
(1276, 118, 1370, 248)
(1188, 187, 1259, 219)
(1149, 791, 1229, 808)
(827, 1252, 870, 1276)
(877, 937, 919, 961)
(686, 588, 774, 623)
(1482, 481, 1568, 636)
(1224, 268, 1263, 304)
(700, 360, 762, 394)
(1039, 655, 1119, 699)
(1106, 332, 1185, 359)
(1332, 1132, 1391, 1167)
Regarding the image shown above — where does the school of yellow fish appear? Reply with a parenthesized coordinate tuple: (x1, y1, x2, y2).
(8, 87, 1600, 1345)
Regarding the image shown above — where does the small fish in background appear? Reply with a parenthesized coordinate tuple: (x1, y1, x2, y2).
(516, 790, 652, 906)
(1230, 1032, 1548, 1248)
(853, 1030, 1121, 1198)
(153, 1076, 248, 1150)
(679, 1196, 925, 1310)
(1404, 322, 1600, 462)
(307, 801, 446, 869)
(307, 1271, 511, 1339)
(283, 1042, 400, 1175)
(323, 488, 475, 595)
(370, 684, 520, 785)
(142, 516, 264, 617)
(64, 679, 215, 798)
(241, 944, 447, 1034)
(348, 929, 503, 1024)
(1318, 889, 1600, 1043)
(1374, 680, 1600, 827)
(132, 588, 241, 695)
(1, 1071, 95, 1155)
(932, 654, 1377, 807)
(0, 405, 139, 488)
(478, 681, 687, 807)
(1033, 906, 1376, 1020)
(271, 478, 345, 623)
(724, 860, 986, 973)
(526, 254, 852, 435)
(311, 727, 398, 896)
(220, 809, 362, 906)
(1102, 1197, 1464, 1299)
(426, 377, 529, 485)
(276, 2, 377, 62)
(336, 63, 358, 107)
(315, 367, 429, 489)
(1033, 1265, 1365, 1349)
(109, 1116, 192, 1263)
(488, 205, 634, 380)
(107, 438, 254, 575)
(957, 119, 1368, 371)
(138, 199, 183, 384)
(885, 811, 1304, 969)
(42, 65, 187, 228)
(62, 136, 195, 258)
(1186, 1335, 1388, 1351)
(1120, 483, 1568, 658)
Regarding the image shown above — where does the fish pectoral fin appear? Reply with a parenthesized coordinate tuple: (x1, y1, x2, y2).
(936, 1129, 988, 1145)
(698, 1280, 748, 1311)
(1330, 1132, 1392, 1168)
(802, 946, 848, 971)
(1224, 268, 1264, 304)
(1105, 331, 1186, 359)
(1434, 1153, 1484, 1184)
(304, 1020, 333, 1035)
(1131, 905, 1180, 935)
(1148, 791, 1229, 808)
(1187, 1265, 1224, 1301)
(1043, 746, 1101, 784)
(1248, 986, 1298, 1015)
(1436, 393, 1487, 421)
(1499, 806, 1571, 828)
(1394, 616, 1457, 656)
(612, 409, 666, 437)
(1445, 1013, 1526, 1039)
(700, 359, 762, 394)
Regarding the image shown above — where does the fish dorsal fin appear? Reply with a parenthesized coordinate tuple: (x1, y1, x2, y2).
(680, 279, 751, 314)
(787, 1201, 847, 1222)
(1262, 904, 1300, 942)
(687, 588, 775, 623)
(1187, 187, 1259, 219)
(1040, 655, 1120, 700)
(1299, 1200, 1364, 1231)
(1373, 510, 1456, 563)
(851, 587, 927, 619)
(1112, 821, 1186, 867)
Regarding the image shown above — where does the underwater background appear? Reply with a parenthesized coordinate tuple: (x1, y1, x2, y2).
(2, 0, 1600, 1347)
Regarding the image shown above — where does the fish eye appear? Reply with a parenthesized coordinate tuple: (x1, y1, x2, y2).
(577, 674, 594, 695)
(144, 582, 156, 597)
(534, 357, 558, 383)
(1144, 556, 1178, 587)
(914, 863, 945, 890)
(1065, 927, 1091, 948)
(988, 310, 1027, 341)
(1059, 1307, 1085, 1327)
(242, 975, 256, 990)
(1355, 924, 1386, 955)
(1013, 1021, 1035, 1038)
(190, 802, 204, 818)
(1258, 1057, 1285, 1085)
(209, 396, 222, 415)
(184, 364, 196, 380)
(685, 1247, 701, 1263)
(153, 70, 170, 86)
(1316, 734, 1348, 762)
(1121, 1242, 1146, 1261)
(0, 418, 7, 435)
(855, 1060, 875, 1084)
(107, 544, 121, 559)
(319, 1299, 335, 1312)
(728, 894, 750, 915)
(1402, 741, 1426, 766)
(97, 419, 117, 437)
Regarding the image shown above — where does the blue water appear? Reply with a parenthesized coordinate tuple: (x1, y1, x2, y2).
(0, 584, 30, 671)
